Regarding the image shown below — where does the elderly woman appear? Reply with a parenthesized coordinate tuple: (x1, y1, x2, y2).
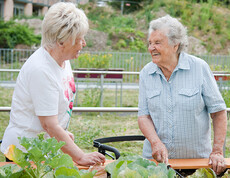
(1, 2, 105, 166)
(138, 15, 227, 175)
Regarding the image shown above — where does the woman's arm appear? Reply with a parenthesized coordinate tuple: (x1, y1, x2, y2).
(209, 110, 227, 175)
(138, 115, 168, 164)
(39, 115, 105, 166)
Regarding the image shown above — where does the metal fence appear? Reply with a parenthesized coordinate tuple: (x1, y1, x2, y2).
(1, 48, 230, 83)
(0, 106, 230, 119)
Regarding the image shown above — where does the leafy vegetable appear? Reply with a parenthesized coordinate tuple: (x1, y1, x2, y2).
(187, 168, 216, 178)
(0, 164, 23, 177)
(222, 169, 230, 177)
(1, 132, 96, 178)
(105, 155, 176, 178)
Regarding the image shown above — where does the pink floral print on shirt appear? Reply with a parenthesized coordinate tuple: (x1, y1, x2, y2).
(69, 77, 76, 94)
(69, 101, 73, 110)
(64, 89, 69, 101)
(63, 76, 76, 130)
(64, 77, 76, 113)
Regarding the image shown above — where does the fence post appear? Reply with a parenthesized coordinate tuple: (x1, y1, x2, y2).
(100, 74, 104, 107)
(120, 81, 122, 107)
(11, 49, 14, 81)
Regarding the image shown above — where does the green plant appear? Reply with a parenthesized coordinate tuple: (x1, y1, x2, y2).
(86, 39, 94, 47)
(115, 39, 127, 49)
(0, 20, 40, 49)
(221, 90, 230, 107)
(223, 169, 230, 177)
(105, 155, 218, 177)
(14, 15, 44, 20)
(1, 133, 96, 177)
(74, 119, 103, 148)
(76, 53, 112, 69)
(81, 86, 101, 107)
(187, 168, 216, 177)
(209, 64, 229, 72)
(105, 155, 176, 177)
(109, 27, 147, 52)
(79, 0, 230, 54)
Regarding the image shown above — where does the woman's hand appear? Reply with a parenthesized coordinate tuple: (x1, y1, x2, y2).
(210, 110, 227, 175)
(209, 152, 226, 175)
(77, 152, 106, 166)
(151, 141, 168, 164)
(66, 131, 74, 141)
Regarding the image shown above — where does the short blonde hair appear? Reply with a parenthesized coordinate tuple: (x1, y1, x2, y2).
(41, 2, 89, 49)
(149, 15, 188, 53)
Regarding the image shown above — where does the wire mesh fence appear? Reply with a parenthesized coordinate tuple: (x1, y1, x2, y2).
(1, 48, 230, 84)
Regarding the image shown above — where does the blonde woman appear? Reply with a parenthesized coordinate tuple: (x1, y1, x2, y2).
(1, 2, 105, 166)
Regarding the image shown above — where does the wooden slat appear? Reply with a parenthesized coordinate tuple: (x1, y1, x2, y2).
(1, 158, 230, 170)
(167, 158, 230, 169)
(62, 158, 230, 170)
(76, 160, 114, 170)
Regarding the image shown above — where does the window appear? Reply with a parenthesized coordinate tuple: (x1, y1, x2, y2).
(0, 1, 4, 19)
(14, 3, 24, 17)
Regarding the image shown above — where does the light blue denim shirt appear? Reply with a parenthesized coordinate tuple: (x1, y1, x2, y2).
(138, 52, 226, 159)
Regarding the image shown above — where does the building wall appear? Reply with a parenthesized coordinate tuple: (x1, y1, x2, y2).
(1, 0, 85, 21)
(24, 3, 32, 16)
(4, 0, 13, 21)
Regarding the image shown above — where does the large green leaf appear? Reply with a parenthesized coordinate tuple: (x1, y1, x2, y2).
(0, 164, 23, 178)
(132, 157, 157, 168)
(27, 146, 44, 162)
(4, 145, 30, 168)
(147, 163, 174, 178)
(167, 167, 177, 178)
(79, 169, 97, 178)
(127, 163, 149, 177)
(105, 156, 176, 178)
(105, 155, 141, 174)
(54, 166, 81, 178)
(48, 154, 74, 168)
(187, 168, 216, 178)
(117, 167, 142, 178)
(19, 133, 66, 164)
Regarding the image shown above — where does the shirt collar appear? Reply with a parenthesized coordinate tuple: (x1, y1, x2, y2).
(176, 52, 190, 70)
(148, 62, 159, 75)
(147, 52, 190, 75)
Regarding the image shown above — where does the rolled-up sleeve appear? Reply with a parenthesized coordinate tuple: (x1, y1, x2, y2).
(202, 62, 226, 113)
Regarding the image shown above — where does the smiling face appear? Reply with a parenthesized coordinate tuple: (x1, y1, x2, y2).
(148, 30, 178, 68)
(62, 36, 86, 60)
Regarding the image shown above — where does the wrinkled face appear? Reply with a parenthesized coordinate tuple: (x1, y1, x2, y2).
(148, 30, 177, 67)
(62, 36, 86, 60)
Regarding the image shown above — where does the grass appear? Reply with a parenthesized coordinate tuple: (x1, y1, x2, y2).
(79, 0, 230, 54)
(0, 86, 230, 162)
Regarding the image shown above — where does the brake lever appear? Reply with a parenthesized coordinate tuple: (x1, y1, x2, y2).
(105, 152, 115, 160)
(167, 165, 184, 178)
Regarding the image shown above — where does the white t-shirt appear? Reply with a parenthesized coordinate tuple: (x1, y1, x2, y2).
(1, 47, 76, 153)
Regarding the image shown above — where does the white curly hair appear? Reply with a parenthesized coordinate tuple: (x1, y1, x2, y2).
(41, 2, 89, 49)
(149, 15, 188, 53)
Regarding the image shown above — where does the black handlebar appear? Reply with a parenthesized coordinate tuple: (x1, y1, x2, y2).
(94, 141, 120, 159)
(93, 135, 145, 160)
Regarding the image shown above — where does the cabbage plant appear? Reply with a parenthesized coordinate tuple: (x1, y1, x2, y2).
(0, 133, 96, 178)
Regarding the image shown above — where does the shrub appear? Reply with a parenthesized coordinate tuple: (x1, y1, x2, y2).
(75, 53, 112, 69)
(0, 20, 41, 48)
(109, 27, 147, 52)
(115, 39, 127, 49)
